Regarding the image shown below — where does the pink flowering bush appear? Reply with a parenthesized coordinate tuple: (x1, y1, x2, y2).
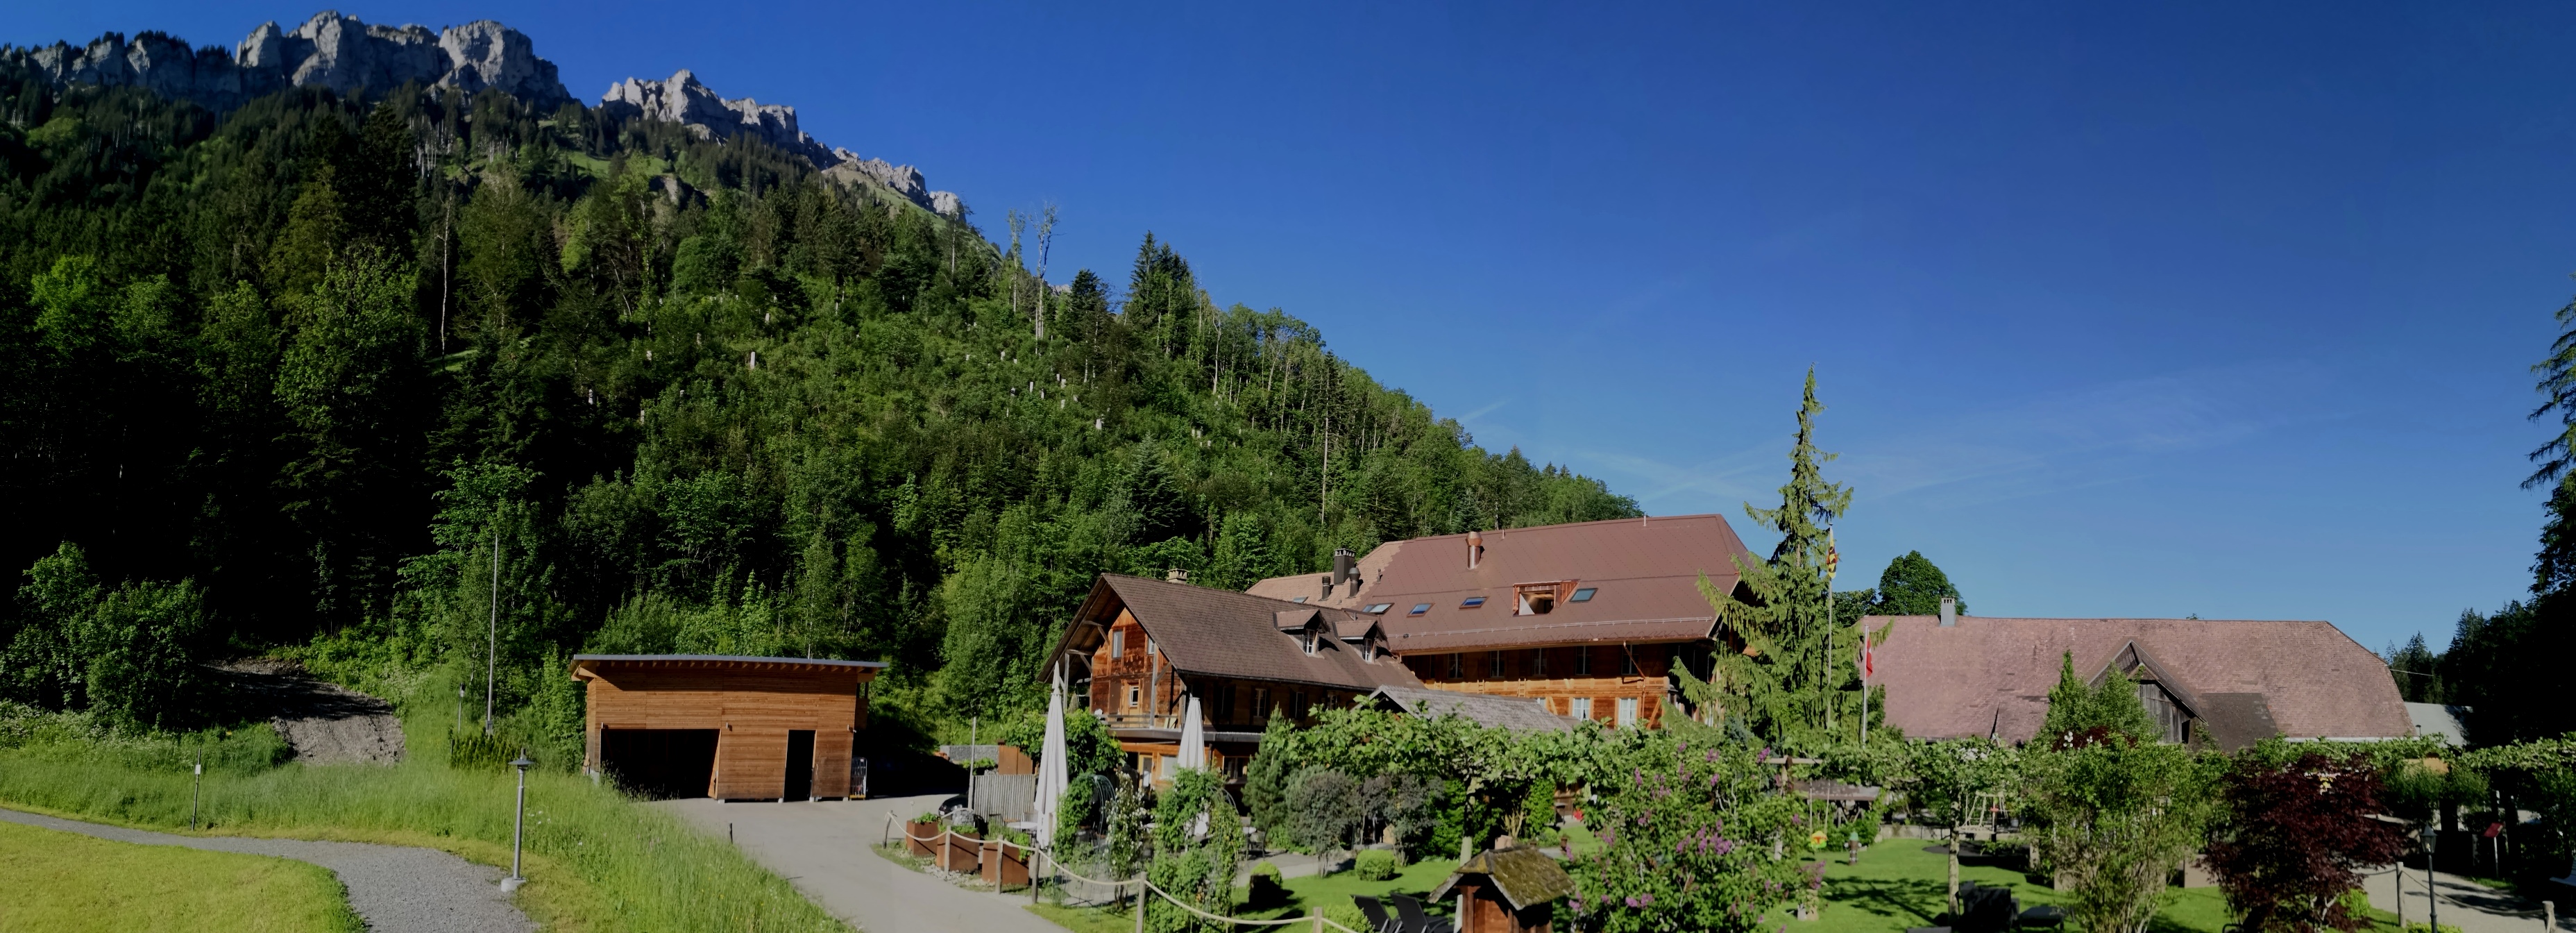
(1566, 736, 1808, 933)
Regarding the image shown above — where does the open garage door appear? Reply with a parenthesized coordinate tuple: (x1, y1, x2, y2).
(601, 729, 718, 799)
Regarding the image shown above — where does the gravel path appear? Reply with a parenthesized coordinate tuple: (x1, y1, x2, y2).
(0, 807, 534, 933)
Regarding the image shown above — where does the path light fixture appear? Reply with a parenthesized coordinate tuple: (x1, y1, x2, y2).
(2418, 824, 2437, 933)
(503, 751, 535, 893)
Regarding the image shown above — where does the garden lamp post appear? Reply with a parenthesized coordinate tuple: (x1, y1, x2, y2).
(2419, 824, 2437, 933)
(503, 752, 534, 892)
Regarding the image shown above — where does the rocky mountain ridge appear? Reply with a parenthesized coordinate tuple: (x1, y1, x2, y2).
(3, 10, 960, 217)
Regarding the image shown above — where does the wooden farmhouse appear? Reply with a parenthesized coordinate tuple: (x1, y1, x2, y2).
(572, 654, 886, 800)
(1247, 514, 1760, 729)
(1048, 574, 1423, 784)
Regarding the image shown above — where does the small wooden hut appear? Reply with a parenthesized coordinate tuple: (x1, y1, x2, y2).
(572, 654, 886, 800)
(1430, 843, 1578, 933)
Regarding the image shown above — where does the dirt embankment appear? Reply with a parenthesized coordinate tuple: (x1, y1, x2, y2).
(210, 659, 405, 765)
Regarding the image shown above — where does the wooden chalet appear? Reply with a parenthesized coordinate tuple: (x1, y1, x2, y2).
(1246, 515, 1759, 729)
(1049, 574, 1424, 784)
(572, 654, 886, 800)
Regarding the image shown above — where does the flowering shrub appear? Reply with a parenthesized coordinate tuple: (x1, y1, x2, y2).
(1566, 736, 1806, 933)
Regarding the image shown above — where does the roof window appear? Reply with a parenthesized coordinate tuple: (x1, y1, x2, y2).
(1460, 596, 1487, 609)
(1409, 603, 1432, 616)
(1364, 603, 1393, 614)
(1570, 587, 1596, 603)
(1291, 596, 1308, 603)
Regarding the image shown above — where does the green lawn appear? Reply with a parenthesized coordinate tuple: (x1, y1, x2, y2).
(0, 818, 364, 932)
(1786, 838, 2405, 933)
(1028, 855, 1463, 933)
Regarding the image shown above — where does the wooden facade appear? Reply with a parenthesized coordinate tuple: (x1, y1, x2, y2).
(573, 655, 886, 801)
(1083, 607, 1368, 784)
(1400, 643, 1691, 729)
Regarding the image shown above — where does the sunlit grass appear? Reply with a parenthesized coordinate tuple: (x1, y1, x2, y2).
(1773, 837, 2406, 933)
(0, 818, 364, 933)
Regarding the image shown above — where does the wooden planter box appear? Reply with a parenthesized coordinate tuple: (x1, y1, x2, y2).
(938, 830, 982, 873)
(981, 840, 1031, 887)
(904, 820, 940, 857)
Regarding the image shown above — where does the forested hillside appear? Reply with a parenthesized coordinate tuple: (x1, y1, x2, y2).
(0, 69, 1638, 750)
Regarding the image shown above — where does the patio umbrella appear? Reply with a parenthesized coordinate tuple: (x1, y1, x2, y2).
(1176, 696, 1206, 770)
(1033, 663, 1071, 843)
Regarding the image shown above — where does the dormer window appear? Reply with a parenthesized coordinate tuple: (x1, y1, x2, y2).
(1514, 580, 1578, 615)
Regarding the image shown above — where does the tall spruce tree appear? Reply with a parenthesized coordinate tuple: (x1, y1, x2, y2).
(1706, 369, 1853, 750)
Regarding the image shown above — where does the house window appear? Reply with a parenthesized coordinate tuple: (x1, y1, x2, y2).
(1620, 650, 1639, 676)
(1488, 650, 1505, 679)
(1224, 757, 1248, 782)
(1532, 649, 1547, 677)
(1291, 691, 1309, 719)
(1158, 755, 1173, 781)
(1214, 684, 1237, 723)
(1616, 696, 1639, 727)
(1448, 655, 1464, 679)
(1111, 630, 1125, 657)
(1126, 684, 1141, 709)
(1571, 697, 1593, 721)
(1253, 687, 1270, 721)
(1575, 648, 1592, 676)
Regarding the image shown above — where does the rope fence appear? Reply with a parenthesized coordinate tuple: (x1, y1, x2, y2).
(878, 813, 1367, 932)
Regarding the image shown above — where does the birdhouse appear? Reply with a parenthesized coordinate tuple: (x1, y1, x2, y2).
(1430, 842, 1578, 933)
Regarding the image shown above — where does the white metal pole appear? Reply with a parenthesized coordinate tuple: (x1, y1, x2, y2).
(512, 766, 527, 879)
(485, 526, 499, 735)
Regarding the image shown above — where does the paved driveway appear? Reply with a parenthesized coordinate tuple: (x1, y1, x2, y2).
(2362, 863, 2573, 933)
(654, 795, 1067, 933)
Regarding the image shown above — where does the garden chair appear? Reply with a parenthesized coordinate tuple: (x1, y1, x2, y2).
(1351, 895, 1397, 933)
(1389, 893, 1455, 933)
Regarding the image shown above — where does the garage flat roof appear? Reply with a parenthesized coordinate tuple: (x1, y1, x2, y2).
(569, 654, 889, 678)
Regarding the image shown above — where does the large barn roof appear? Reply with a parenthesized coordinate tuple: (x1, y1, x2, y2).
(1057, 575, 1425, 694)
(1245, 514, 1759, 653)
(1866, 615, 2411, 746)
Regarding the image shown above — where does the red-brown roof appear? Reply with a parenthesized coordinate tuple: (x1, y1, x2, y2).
(1867, 615, 2411, 746)
(1053, 575, 1425, 694)
(1248, 514, 1759, 653)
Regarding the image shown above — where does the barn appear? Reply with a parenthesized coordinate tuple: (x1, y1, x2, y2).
(572, 654, 887, 800)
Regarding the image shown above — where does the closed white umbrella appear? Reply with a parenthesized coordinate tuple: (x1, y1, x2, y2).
(1033, 664, 1071, 843)
(1176, 696, 1206, 771)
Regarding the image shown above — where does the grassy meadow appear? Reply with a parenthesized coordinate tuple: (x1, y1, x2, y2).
(0, 818, 364, 933)
(0, 666, 851, 933)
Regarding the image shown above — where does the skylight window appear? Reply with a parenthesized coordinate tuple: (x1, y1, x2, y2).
(1570, 587, 1597, 603)
(1460, 596, 1487, 609)
(1409, 603, 1432, 616)
(1364, 603, 1393, 614)
(1291, 596, 1308, 603)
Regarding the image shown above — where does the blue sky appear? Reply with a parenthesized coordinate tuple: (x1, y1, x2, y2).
(17, 2, 2575, 653)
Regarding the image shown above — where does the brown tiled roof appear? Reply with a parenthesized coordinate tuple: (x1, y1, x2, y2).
(1249, 514, 1759, 653)
(1057, 575, 1423, 694)
(1369, 685, 1581, 732)
(1867, 615, 2411, 748)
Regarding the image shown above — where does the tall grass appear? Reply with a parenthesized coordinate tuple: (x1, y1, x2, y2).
(0, 670, 854, 933)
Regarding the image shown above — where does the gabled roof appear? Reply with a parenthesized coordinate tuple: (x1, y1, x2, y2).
(1055, 575, 1423, 694)
(569, 654, 886, 680)
(1368, 685, 1581, 732)
(1429, 846, 1578, 909)
(1246, 514, 1759, 653)
(1867, 615, 2410, 748)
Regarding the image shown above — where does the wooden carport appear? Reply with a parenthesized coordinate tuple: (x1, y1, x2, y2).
(572, 654, 887, 801)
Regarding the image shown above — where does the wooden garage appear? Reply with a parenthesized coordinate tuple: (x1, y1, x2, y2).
(571, 655, 887, 801)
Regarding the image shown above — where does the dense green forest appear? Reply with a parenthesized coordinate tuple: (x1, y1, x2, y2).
(0, 72, 1638, 755)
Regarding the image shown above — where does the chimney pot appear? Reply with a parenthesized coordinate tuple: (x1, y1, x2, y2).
(1466, 530, 1484, 570)
(1939, 596, 1957, 627)
(1320, 575, 1333, 599)
(1167, 568, 1189, 585)
(1332, 548, 1355, 589)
